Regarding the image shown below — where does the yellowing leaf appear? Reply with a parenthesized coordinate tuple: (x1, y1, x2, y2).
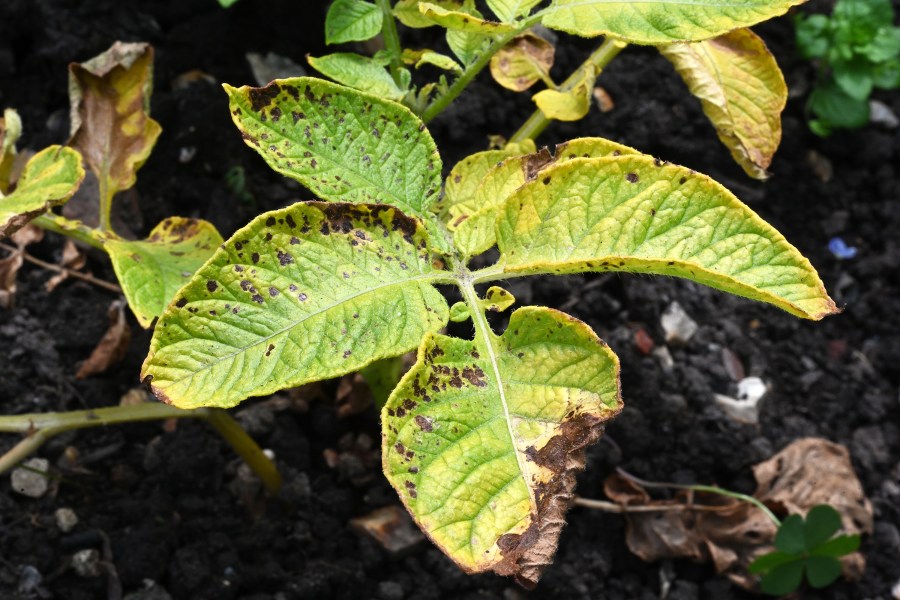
(141, 202, 450, 409)
(419, 2, 517, 33)
(383, 306, 622, 586)
(394, 0, 464, 28)
(224, 78, 451, 253)
(0, 146, 85, 238)
(486, 0, 542, 22)
(325, 0, 383, 45)
(497, 156, 838, 320)
(105, 217, 224, 328)
(659, 29, 787, 180)
(532, 66, 595, 121)
(307, 53, 405, 100)
(69, 42, 162, 230)
(490, 33, 555, 91)
(541, 0, 808, 45)
(0, 108, 23, 193)
(401, 49, 463, 73)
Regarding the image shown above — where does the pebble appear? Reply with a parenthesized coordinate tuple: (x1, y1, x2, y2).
(661, 301, 698, 344)
(893, 579, 900, 600)
(736, 376, 767, 403)
(349, 505, 424, 554)
(55, 508, 79, 533)
(18, 565, 42, 594)
(652, 346, 675, 371)
(377, 581, 405, 600)
(124, 580, 174, 600)
(870, 100, 899, 128)
(71, 549, 101, 578)
(714, 393, 759, 425)
(11, 457, 50, 498)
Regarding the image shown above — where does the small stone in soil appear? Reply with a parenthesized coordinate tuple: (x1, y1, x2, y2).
(123, 580, 173, 600)
(736, 376, 767, 403)
(661, 301, 698, 344)
(55, 508, 79, 533)
(11, 458, 50, 498)
(71, 549, 101, 578)
(652, 346, 674, 372)
(349, 506, 424, 555)
(714, 393, 759, 425)
(377, 581, 404, 600)
(18, 565, 43, 594)
(893, 578, 900, 600)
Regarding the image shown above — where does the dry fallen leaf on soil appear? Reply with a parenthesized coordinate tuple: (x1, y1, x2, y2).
(603, 437, 871, 590)
(0, 224, 44, 308)
(76, 299, 132, 379)
(45, 238, 87, 292)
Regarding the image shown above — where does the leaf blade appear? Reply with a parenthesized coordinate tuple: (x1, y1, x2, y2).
(496, 156, 838, 320)
(307, 53, 405, 100)
(142, 202, 449, 409)
(325, 0, 383, 45)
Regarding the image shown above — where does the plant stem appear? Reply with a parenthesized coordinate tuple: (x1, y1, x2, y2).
(0, 403, 282, 495)
(376, 0, 405, 88)
(98, 178, 113, 232)
(509, 38, 628, 144)
(32, 213, 105, 250)
(421, 15, 542, 124)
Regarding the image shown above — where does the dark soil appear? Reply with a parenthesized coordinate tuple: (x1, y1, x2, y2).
(2, 1, 899, 599)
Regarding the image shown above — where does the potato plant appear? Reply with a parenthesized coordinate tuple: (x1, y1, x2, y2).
(139, 76, 837, 585)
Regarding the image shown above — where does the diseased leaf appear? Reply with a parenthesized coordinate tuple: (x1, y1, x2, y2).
(418, 2, 517, 33)
(486, 0, 542, 22)
(0, 146, 85, 238)
(532, 66, 595, 121)
(401, 49, 463, 73)
(383, 306, 621, 587)
(325, 0, 383, 45)
(496, 156, 838, 320)
(490, 34, 555, 91)
(0, 108, 23, 193)
(307, 53, 405, 100)
(142, 202, 449, 409)
(394, 0, 464, 28)
(660, 29, 787, 180)
(69, 42, 162, 227)
(541, 0, 808, 45)
(105, 217, 224, 328)
(224, 78, 451, 253)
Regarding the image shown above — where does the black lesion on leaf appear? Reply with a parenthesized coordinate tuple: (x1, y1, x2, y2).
(626, 172, 639, 183)
(206, 280, 218, 293)
(265, 343, 275, 357)
(248, 82, 281, 112)
(277, 250, 294, 266)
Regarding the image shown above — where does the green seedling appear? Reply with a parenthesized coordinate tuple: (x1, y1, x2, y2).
(311, 0, 801, 179)
(750, 505, 861, 595)
(139, 76, 837, 586)
(795, 0, 900, 135)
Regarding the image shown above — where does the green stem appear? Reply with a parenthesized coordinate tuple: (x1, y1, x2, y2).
(376, 0, 405, 88)
(0, 403, 282, 495)
(509, 37, 628, 144)
(98, 178, 113, 232)
(421, 15, 542, 123)
(32, 213, 106, 250)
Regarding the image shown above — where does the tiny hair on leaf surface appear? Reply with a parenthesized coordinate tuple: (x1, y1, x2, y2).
(141, 201, 450, 409)
(382, 306, 622, 587)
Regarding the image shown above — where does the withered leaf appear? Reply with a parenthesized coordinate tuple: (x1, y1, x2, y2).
(0, 108, 23, 194)
(0, 225, 44, 308)
(76, 299, 132, 379)
(489, 33, 555, 92)
(45, 238, 87, 292)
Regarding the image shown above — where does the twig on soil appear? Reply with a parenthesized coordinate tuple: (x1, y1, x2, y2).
(573, 496, 735, 513)
(0, 242, 121, 293)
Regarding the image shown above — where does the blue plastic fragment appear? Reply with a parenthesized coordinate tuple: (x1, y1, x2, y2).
(828, 237, 858, 259)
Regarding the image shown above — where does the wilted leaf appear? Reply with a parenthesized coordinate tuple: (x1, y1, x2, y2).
(660, 29, 787, 179)
(45, 239, 87, 292)
(141, 202, 449, 409)
(325, 0, 383, 45)
(224, 77, 450, 253)
(383, 307, 622, 587)
(541, 0, 809, 45)
(496, 155, 838, 320)
(486, 0, 541, 22)
(490, 33, 555, 91)
(532, 66, 596, 121)
(105, 217, 223, 328)
(0, 108, 23, 193)
(0, 226, 42, 309)
(76, 299, 131, 379)
(307, 53, 405, 100)
(401, 49, 462, 73)
(393, 0, 464, 28)
(69, 42, 161, 230)
(0, 146, 85, 238)
(418, 2, 517, 33)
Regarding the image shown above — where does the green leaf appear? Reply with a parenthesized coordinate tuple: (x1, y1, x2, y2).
(808, 80, 870, 129)
(872, 57, 900, 89)
(805, 555, 843, 588)
(804, 505, 843, 549)
(418, 2, 517, 33)
(486, 0, 541, 22)
(748, 551, 800, 574)
(775, 514, 806, 554)
(660, 28, 787, 180)
(447, 26, 493, 66)
(861, 26, 900, 62)
(495, 155, 838, 320)
(382, 306, 621, 586)
(361, 356, 405, 407)
(394, 0, 464, 28)
(224, 77, 451, 253)
(307, 53, 406, 100)
(812, 533, 860, 557)
(832, 57, 874, 100)
(105, 217, 223, 328)
(325, 0, 383, 45)
(0, 146, 85, 238)
(795, 14, 831, 59)
(141, 202, 449, 409)
(541, 0, 808, 45)
(760, 560, 805, 596)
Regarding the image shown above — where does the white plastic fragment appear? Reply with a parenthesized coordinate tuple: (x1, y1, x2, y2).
(870, 100, 899, 129)
(55, 508, 79, 533)
(714, 393, 760, 425)
(737, 376, 767, 403)
(10, 457, 50, 498)
(661, 301, 698, 344)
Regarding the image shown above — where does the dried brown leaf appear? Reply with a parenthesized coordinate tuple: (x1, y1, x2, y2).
(490, 33, 555, 92)
(76, 299, 132, 378)
(0, 224, 44, 308)
(45, 238, 87, 292)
